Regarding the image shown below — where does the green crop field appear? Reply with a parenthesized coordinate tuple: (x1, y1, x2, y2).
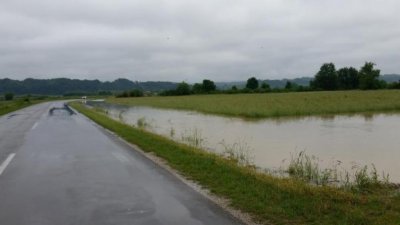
(108, 90, 400, 118)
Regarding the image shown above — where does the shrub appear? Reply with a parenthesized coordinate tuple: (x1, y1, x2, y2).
(4, 93, 14, 101)
(129, 89, 144, 97)
(116, 89, 143, 98)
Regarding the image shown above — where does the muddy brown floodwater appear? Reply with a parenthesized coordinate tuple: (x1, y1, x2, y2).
(88, 101, 400, 182)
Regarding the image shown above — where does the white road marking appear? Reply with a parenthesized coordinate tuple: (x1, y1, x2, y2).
(0, 153, 16, 176)
(31, 122, 39, 130)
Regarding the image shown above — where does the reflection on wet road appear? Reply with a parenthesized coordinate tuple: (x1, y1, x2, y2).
(0, 102, 241, 225)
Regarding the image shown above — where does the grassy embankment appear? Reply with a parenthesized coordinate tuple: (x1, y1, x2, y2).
(108, 90, 400, 118)
(71, 101, 400, 225)
(0, 100, 42, 116)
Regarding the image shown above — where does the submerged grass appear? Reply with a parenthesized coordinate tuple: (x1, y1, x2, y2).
(287, 151, 391, 192)
(71, 101, 400, 225)
(220, 139, 254, 166)
(108, 90, 400, 119)
(180, 127, 205, 148)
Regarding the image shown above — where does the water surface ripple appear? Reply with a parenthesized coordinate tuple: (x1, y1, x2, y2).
(88, 101, 400, 182)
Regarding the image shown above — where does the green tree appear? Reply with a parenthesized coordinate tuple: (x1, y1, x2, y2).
(285, 81, 293, 90)
(311, 63, 338, 90)
(359, 62, 381, 90)
(192, 83, 203, 94)
(129, 89, 144, 97)
(337, 67, 359, 89)
(202, 79, 216, 93)
(388, 80, 400, 89)
(261, 82, 270, 90)
(246, 77, 259, 90)
(175, 82, 191, 95)
(4, 93, 14, 101)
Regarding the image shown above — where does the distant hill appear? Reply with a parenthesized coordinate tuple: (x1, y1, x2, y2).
(380, 74, 400, 83)
(0, 78, 177, 95)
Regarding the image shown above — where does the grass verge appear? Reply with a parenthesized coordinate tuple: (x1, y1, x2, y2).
(108, 90, 400, 119)
(0, 100, 43, 116)
(71, 101, 400, 225)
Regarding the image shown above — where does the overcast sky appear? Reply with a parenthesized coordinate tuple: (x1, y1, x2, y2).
(0, 0, 399, 82)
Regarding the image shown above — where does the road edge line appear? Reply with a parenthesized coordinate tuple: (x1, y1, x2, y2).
(0, 153, 16, 176)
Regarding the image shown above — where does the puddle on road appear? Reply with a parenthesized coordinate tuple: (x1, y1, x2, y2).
(88, 101, 400, 182)
(49, 104, 75, 117)
(7, 114, 19, 119)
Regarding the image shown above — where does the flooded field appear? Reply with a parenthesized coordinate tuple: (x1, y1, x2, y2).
(88, 101, 400, 182)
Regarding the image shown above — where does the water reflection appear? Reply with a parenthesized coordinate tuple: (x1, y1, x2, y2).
(88, 101, 400, 182)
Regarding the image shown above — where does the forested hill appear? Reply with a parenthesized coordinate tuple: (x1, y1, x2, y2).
(0, 78, 178, 95)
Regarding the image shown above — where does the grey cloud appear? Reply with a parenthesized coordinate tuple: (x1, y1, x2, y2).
(0, 0, 399, 82)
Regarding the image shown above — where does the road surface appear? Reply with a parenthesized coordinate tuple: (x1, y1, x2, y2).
(0, 102, 243, 225)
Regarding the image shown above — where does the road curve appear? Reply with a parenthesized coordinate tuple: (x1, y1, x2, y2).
(0, 102, 243, 225)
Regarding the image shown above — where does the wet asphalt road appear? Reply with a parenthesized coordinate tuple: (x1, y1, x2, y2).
(0, 102, 242, 225)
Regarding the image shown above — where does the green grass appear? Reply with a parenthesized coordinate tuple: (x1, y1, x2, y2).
(108, 90, 400, 118)
(71, 101, 400, 225)
(0, 100, 42, 116)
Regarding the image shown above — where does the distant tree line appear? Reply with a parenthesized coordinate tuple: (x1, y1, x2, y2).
(151, 77, 311, 97)
(2, 62, 400, 99)
(150, 62, 400, 97)
(310, 62, 389, 90)
(115, 89, 144, 98)
(233, 62, 399, 94)
(0, 92, 52, 102)
(158, 79, 217, 96)
(224, 77, 312, 94)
